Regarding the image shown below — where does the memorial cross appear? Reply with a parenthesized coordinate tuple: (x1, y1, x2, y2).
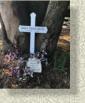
(19, 12, 48, 54)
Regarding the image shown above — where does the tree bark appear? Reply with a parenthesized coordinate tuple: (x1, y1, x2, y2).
(37, 1, 69, 66)
(38, 1, 69, 49)
(0, 1, 19, 43)
(0, 13, 11, 44)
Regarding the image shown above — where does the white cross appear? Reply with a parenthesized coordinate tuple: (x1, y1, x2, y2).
(19, 12, 48, 54)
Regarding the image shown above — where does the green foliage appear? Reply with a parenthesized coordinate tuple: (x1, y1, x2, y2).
(54, 48, 70, 71)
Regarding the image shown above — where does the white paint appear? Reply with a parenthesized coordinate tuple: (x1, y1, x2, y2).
(19, 26, 48, 33)
(19, 12, 48, 54)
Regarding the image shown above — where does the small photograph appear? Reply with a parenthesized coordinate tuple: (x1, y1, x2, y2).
(0, 1, 70, 89)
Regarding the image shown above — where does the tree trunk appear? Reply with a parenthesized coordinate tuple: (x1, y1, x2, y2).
(0, 1, 19, 43)
(37, 1, 69, 66)
(0, 1, 28, 52)
(38, 1, 69, 49)
(0, 13, 13, 51)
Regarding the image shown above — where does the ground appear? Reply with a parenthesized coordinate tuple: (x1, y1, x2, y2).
(0, 43, 70, 89)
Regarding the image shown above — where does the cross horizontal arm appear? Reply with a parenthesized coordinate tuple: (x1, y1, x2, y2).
(19, 25, 29, 32)
(34, 26, 48, 33)
(19, 25, 48, 33)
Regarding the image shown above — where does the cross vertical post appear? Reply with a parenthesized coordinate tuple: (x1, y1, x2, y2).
(30, 13, 36, 54)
